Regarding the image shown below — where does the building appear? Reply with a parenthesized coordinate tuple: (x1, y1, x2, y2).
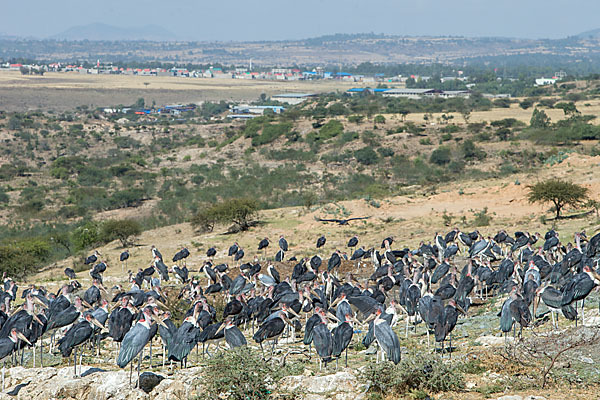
(232, 105, 285, 115)
(535, 77, 557, 86)
(271, 93, 317, 105)
(382, 88, 470, 99)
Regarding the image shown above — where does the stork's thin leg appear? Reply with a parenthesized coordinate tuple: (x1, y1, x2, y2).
(79, 348, 83, 377)
(40, 339, 43, 367)
(260, 343, 264, 359)
(582, 299, 585, 325)
(129, 359, 133, 386)
(162, 344, 166, 368)
(136, 354, 142, 388)
(449, 334, 452, 360)
(73, 349, 77, 378)
(33, 343, 36, 368)
(345, 347, 348, 368)
(2, 361, 5, 391)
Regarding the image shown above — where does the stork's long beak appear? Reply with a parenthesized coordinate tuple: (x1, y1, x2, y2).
(331, 297, 340, 307)
(33, 296, 48, 309)
(30, 312, 44, 326)
(82, 300, 93, 309)
(90, 316, 105, 330)
(153, 315, 169, 329)
(16, 332, 31, 346)
(99, 285, 109, 294)
(532, 294, 539, 319)
(287, 308, 301, 319)
(108, 302, 120, 312)
(363, 312, 376, 324)
(155, 299, 168, 309)
(327, 311, 341, 323)
(455, 303, 467, 315)
(215, 323, 226, 337)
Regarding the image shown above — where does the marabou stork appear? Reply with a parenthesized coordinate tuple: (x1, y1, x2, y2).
(58, 314, 104, 377)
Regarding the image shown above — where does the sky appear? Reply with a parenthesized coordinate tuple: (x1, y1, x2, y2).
(2, 0, 599, 41)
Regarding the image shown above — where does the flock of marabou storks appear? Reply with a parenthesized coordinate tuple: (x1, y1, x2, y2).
(0, 227, 599, 390)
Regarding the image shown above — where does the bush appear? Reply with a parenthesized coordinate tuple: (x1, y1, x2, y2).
(362, 352, 464, 397)
(355, 147, 379, 165)
(101, 219, 142, 247)
(348, 115, 364, 124)
(374, 114, 386, 124)
(192, 198, 259, 232)
(197, 347, 300, 400)
(430, 146, 452, 165)
(493, 98, 512, 108)
(377, 147, 395, 158)
(319, 119, 344, 140)
(441, 124, 460, 133)
(519, 98, 534, 109)
(71, 221, 101, 251)
(251, 122, 292, 146)
(461, 140, 486, 161)
(0, 238, 51, 278)
(472, 207, 492, 226)
(0, 188, 8, 204)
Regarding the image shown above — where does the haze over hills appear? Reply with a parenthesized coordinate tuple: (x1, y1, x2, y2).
(575, 28, 600, 39)
(51, 22, 178, 41)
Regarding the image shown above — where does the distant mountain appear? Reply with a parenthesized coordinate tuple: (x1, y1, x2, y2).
(574, 28, 600, 39)
(51, 23, 177, 41)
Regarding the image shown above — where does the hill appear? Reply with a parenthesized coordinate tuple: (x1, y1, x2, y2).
(575, 28, 600, 39)
(51, 22, 177, 41)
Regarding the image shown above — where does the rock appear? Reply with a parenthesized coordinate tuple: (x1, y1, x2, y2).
(476, 335, 514, 346)
(496, 396, 522, 400)
(465, 381, 476, 389)
(138, 372, 165, 394)
(579, 356, 594, 364)
(280, 371, 363, 397)
(524, 396, 547, 400)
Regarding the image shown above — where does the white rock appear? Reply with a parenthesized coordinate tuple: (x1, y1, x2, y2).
(497, 396, 523, 400)
(476, 335, 514, 346)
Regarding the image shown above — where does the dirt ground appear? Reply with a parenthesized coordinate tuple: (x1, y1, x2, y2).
(0, 71, 357, 111)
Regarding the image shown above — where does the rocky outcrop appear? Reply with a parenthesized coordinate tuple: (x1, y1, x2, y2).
(278, 370, 365, 400)
(0, 366, 197, 400)
(0, 366, 366, 400)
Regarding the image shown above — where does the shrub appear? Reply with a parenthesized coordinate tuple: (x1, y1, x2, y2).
(362, 352, 464, 397)
(530, 108, 551, 129)
(0, 238, 51, 278)
(472, 207, 492, 226)
(197, 347, 300, 400)
(101, 219, 142, 247)
(493, 98, 512, 108)
(355, 147, 379, 165)
(441, 124, 460, 133)
(374, 114, 386, 124)
(519, 98, 534, 109)
(461, 139, 486, 161)
(71, 221, 101, 251)
(0, 188, 8, 204)
(430, 146, 452, 165)
(348, 115, 365, 124)
(319, 119, 344, 140)
(251, 122, 292, 146)
(377, 147, 395, 158)
(192, 198, 259, 232)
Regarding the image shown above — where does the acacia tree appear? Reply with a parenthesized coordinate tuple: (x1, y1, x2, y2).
(191, 198, 259, 232)
(527, 179, 589, 219)
(101, 219, 142, 247)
